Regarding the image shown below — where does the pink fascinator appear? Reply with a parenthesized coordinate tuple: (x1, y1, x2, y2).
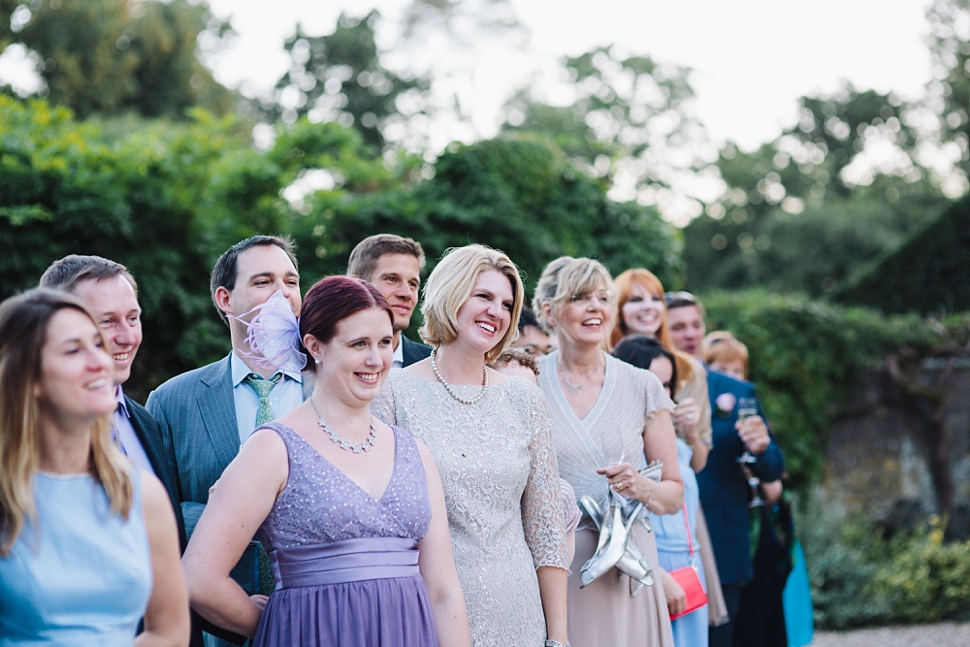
(233, 290, 306, 374)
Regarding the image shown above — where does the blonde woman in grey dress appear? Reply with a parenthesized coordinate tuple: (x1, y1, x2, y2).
(373, 245, 569, 647)
(534, 256, 683, 647)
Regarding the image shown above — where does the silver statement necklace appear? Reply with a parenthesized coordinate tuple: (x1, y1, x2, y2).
(309, 397, 376, 454)
(431, 347, 489, 405)
(559, 356, 602, 392)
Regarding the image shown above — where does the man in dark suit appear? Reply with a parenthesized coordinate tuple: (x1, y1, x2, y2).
(666, 292, 785, 647)
(348, 234, 431, 366)
(40, 255, 198, 645)
(40, 255, 181, 515)
(147, 235, 305, 646)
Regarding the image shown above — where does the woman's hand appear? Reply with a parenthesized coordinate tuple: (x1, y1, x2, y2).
(597, 462, 654, 505)
(659, 568, 686, 617)
(182, 429, 288, 638)
(673, 398, 701, 444)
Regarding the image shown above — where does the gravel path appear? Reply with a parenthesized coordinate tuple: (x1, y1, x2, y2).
(812, 622, 970, 647)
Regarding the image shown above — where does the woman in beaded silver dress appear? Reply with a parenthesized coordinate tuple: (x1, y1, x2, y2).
(373, 245, 569, 647)
(533, 256, 684, 647)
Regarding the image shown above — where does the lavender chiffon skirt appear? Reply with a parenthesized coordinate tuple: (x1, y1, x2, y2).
(253, 537, 438, 647)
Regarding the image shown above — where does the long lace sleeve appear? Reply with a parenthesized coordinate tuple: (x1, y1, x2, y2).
(519, 384, 569, 571)
(371, 371, 399, 426)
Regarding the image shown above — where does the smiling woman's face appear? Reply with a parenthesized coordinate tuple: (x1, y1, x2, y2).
(554, 281, 613, 347)
(34, 308, 116, 426)
(454, 269, 514, 355)
(621, 282, 664, 338)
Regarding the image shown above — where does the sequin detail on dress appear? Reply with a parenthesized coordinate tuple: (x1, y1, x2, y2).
(373, 370, 567, 647)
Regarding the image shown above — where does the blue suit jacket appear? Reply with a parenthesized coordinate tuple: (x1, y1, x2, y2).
(401, 335, 431, 367)
(696, 367, 785, 585)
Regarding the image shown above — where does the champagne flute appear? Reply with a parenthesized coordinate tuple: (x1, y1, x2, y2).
(736, 397, 765, 507)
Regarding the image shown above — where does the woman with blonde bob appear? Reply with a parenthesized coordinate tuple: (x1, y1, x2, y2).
(374, 245, 569, 647)
(533, 257, 683, 647)
(0, 289, 188, 646)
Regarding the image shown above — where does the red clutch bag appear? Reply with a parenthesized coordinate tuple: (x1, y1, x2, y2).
(668, 505, 708, 620)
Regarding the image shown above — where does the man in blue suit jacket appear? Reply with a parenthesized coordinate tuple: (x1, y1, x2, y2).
(667, 293, 785, 647)
(348, 234, 432, 366)
(148, 236, 306, 646)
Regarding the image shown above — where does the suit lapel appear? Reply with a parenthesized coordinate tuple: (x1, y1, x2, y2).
(197, 357, 240, 474)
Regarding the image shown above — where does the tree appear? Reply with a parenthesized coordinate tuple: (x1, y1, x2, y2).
(683, 83, 946, 296)
(501, 45, 704, 207)
(309, 134, 683, 293)
(265, 11, 430, 151)
(1, 0, 233, 118)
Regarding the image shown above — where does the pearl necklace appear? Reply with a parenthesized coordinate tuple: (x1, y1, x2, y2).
(309, 398, 376, 454)
(431, 348, 489, 405)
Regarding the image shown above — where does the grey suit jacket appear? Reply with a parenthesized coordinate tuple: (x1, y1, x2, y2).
(147, 355, 239, 507)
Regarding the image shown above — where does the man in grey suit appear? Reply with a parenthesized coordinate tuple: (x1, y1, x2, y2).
(147, 235, 304, 645)
(347, 234, 431, 366)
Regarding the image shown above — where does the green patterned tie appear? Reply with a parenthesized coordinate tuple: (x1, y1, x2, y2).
(243, 372, 282, 428)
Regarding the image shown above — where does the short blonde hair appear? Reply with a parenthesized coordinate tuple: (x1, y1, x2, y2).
(532, 256, 616, 334)
(420, 245, 524, 364)
(701, 331, 749, 378)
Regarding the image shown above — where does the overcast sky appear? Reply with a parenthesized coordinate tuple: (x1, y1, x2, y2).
(205, 0, 933, 151)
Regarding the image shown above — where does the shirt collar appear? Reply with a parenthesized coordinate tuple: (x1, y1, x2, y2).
(393, 337, 404, 365)
(231, 350, 303, 386)
(114, 386, 129, 418)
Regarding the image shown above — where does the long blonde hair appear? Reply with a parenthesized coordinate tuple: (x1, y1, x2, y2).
(612, 269, 695, 384)
(0, 289, 133, 556)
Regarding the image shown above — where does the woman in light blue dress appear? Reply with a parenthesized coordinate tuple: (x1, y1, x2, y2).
(0, 289, 188, 646)
(614, 335, 709, 647)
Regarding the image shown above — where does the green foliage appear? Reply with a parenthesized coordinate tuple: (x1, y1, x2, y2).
(798, 501, 893, 629)
(836, 195, 970, 314)
(801, 499, 970, 628)
(868, 525, 970, 623)
(502, 45, 701, 192)
(684, 82, 946, 296)
(928, 0, 970, 175)
(0, 97, 321, 397)
(265, 11, 430, 151)
(310, 135, 683, 294)
(2, 0, 232, 118)
(1, 97, 682, 396)
(702, 291, 942, 488)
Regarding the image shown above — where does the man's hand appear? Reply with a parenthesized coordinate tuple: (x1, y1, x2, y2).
(737, 415, 770, 455)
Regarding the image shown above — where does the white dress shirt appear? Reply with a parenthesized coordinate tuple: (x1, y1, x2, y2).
(392, 337, 405, 369)
(112, 387, 155, 475)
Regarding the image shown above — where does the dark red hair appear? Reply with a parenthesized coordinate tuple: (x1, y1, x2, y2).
(299, 277, 393, 356)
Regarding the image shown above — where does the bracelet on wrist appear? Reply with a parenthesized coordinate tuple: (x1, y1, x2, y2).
(644, 482, 655, 511)
(545, 640, 570, 647)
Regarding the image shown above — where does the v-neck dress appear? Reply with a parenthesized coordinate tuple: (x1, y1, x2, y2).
(537, 351, 677, 647)
(372, 370, 568, 647)
(252, 422, 438, 647)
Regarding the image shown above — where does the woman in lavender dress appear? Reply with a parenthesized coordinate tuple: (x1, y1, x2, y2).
(183, 277, 471, 647)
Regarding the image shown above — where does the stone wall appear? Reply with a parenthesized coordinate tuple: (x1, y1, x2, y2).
(821, 357, 970, 516)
